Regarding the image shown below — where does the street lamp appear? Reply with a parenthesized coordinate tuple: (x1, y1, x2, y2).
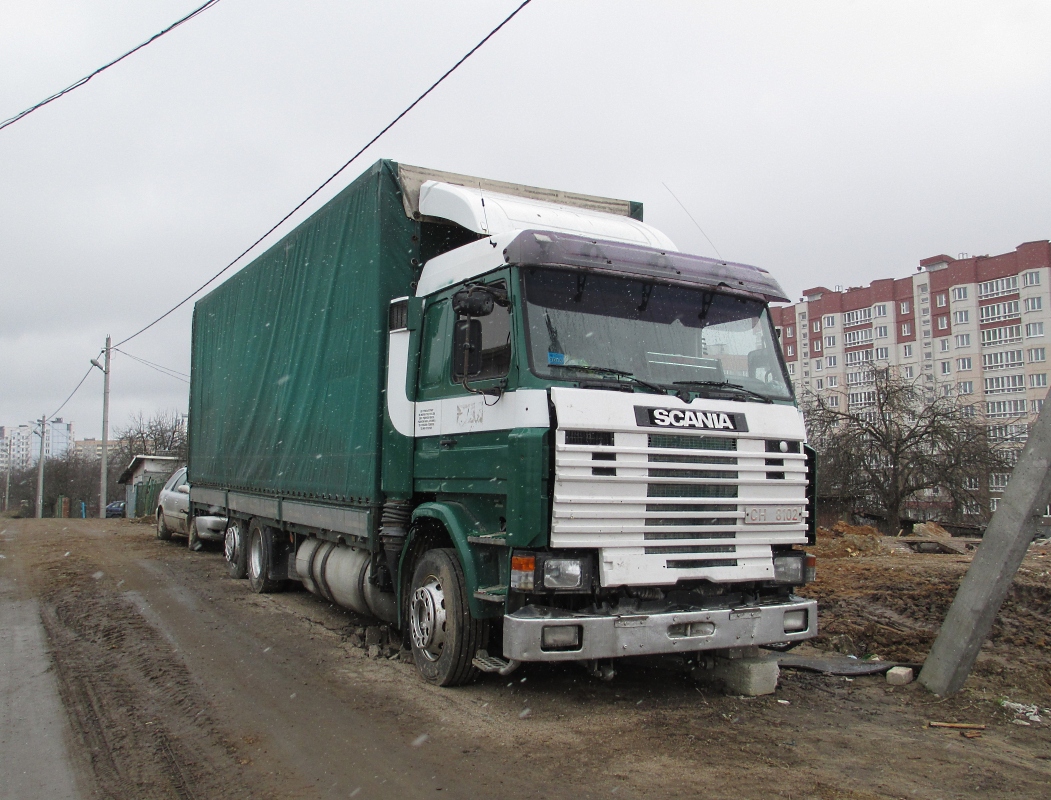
(90, 336, 111, 518)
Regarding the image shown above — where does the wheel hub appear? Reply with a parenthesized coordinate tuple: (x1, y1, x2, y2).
(224, 526, 238, 562)
(409, 577, 447, 662)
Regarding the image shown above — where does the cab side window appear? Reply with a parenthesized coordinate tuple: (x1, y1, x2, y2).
(419, 299, 451, 392)
(474, 285, 511, 380)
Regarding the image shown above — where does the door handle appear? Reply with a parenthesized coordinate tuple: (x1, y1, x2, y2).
(440, 438, 458, 449)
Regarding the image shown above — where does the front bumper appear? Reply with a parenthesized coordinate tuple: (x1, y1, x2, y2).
(503, 597, 817, 661)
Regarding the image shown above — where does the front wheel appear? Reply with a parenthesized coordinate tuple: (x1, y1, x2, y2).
(409, 548, 488, 687)
(224, 520, 249, 579)
(156, 509, 172, 541)
(188, 517, 202, 551)
(247, 520, 285, 594)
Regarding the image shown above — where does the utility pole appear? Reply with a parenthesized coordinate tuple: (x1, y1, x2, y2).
(35, 415, 46, 518)
(92, 336, 111, 517)
(3, 438, 11, 513)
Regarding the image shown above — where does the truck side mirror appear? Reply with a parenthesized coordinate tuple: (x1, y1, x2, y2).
(453, 319, 483, 379)
(452, 288, 495, 317)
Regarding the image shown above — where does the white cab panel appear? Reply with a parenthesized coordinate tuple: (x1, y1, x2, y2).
(414, 390, 549, 437)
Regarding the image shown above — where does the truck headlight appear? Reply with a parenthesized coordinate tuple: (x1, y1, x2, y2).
(773, 554, 805, 584)
(541, 625, 582, 651)
(542, 558, 584, 590)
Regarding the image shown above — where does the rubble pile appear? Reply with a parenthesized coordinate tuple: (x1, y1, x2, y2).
(812, 520, 887, 559)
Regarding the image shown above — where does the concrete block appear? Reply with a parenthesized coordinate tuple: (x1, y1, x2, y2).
(710, 656, 779, 696)
(886, 666, 914, 685)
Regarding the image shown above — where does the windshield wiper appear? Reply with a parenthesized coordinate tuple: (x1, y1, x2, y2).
(552, 364, 665, 394)
(672, 380, 774, 404)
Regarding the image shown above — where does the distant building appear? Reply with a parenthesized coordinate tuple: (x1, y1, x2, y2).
(0, 419, 75, 470)
(75, 438, 108, 459)
(771, 239, 1051, 519)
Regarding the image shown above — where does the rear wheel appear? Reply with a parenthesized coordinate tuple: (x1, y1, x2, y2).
(187, 517, 202, 551)
(224, 519, 249, 579)
(156, 509, 172, 541)
(247, 521, 284, 593)
(409, 548, 488, 687)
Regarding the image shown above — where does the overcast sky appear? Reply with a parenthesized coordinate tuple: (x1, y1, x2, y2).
(2, 0, 1049, 440)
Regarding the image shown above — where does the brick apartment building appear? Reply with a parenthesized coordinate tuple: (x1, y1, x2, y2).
(771, 240, 1051, 517)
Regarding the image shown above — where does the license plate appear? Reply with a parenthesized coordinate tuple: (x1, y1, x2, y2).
(742, 506, 802, 524)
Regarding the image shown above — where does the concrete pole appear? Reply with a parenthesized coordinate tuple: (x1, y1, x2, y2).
(98, 336, 111, 517)
(3, 438, 11, 513)
(919, 399, 1051, 695)
(35, 416, 46, 519)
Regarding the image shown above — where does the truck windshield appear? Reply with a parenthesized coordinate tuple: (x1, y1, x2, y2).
(521, 267, 793, 401)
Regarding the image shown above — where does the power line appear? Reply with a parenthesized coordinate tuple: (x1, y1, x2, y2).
(114, 348, 190, 383)
(0, 0, 223, 133)
(114, 0, 534, 348)
(47, 362, 98, 421)
(662, 182, 723, 260)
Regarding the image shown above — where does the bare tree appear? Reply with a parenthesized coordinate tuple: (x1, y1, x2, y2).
(112, 410, 187, 472)
(804, 367, 1015, 533)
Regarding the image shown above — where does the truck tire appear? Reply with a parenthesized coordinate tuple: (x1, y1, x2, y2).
(224, 519, 249, 579)
(247, 521, 285, 594)
(156, 509, 172, 541)
(408, 548, 488, 687)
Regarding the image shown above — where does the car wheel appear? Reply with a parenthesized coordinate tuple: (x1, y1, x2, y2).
(224, 520, 249, 579)
(156, 508, 172, 541)
(408, 548, 488, 687)
(187, 517, 203, 551)
(247, 520, 285, 594)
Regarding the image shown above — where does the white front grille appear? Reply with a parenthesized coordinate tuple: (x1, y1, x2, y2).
(551, 428, 808, 586)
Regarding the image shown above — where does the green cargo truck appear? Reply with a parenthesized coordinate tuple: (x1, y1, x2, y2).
(188, 159, 817, 686)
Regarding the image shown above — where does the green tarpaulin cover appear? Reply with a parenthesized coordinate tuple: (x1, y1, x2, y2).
(189, 160, 416, 504)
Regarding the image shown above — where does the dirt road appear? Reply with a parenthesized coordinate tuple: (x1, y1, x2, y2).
(1, 518, 1049, 799)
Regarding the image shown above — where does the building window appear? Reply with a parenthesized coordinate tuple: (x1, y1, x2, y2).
(990, 498, 1000, 513)
(828, 395, 840, 407)
(901, 322, 912, 336)
(786, 325, 794, 338)
(990, 473, 1010, 491)
(825, 335, 837, 348)
(936, 293, 947, 308)
(958, 381, 973, 394)
(987, 399, 1027, 417)
(813, 320, 822, 333)
(984, 374, 1026, 394)
(786, 344, 794, 356)
(982, 350, 1024, 370)
(823, 315, 836, 328)
(919, 284, 928, 293)
(922, 307, 930, 316)
(978, 276, 1019, 299)
(875, 325, 888, 339)
(955, 334, 971, 348)
(1033, 399, 1045, 414)
(1023, 271, 1041, 287)
(816, 378, 824, 389)
(814, 359, 823, 371)
(952, 287, 968, 301)
(875, 347, 889, 360)
(903, 344, 913, 358)
(843, 308, 873, 326)
(900, 301, 911, 314)
(939, 338, 950, 352)
(936, 316, 948, 330)
(813, 339, 822, 353)
(1031, 373, 1048, 388)
(940, 361, 951, 375)
(982, 325, 1023, 346)
(1027, 322, 1045, 338)
(787, 362, 795, 375)
(957, 357, 972, 370)
(953, 310, 970, 325)
(1028, 347, 1046, 362)
(874, 304, 887, 317)
(1025, 296, 1043, 312)
(903, 366, 915, 378)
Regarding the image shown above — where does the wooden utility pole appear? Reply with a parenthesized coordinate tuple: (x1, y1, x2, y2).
(919, 400, 1051, 695)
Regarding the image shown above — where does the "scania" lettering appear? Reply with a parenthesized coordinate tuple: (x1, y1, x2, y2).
(652, 408, 736, 430)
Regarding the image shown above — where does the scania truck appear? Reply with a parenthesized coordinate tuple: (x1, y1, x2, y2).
(187, 160, 817, 686)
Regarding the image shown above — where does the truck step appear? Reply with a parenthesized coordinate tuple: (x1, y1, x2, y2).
(473, 585, 506, 603)
(473, 650, 520, 675)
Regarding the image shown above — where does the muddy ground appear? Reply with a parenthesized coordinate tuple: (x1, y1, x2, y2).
(1, 518, 1049, 799)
